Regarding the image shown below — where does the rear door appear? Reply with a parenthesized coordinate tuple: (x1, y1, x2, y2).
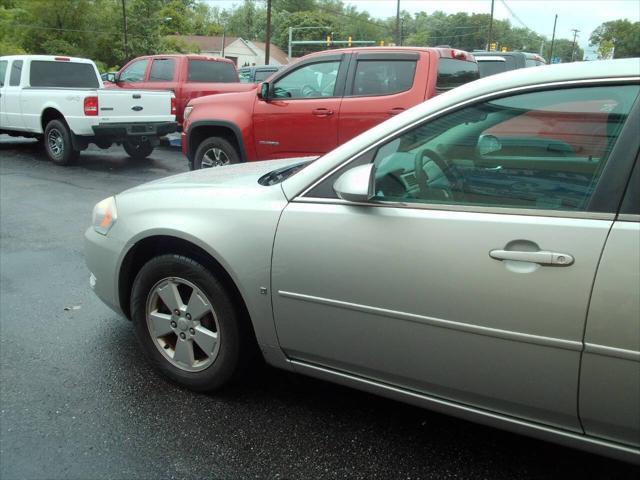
(338, 51, 423, 144)
(580, 153, 640, 448)
(253, 53, 348, 159)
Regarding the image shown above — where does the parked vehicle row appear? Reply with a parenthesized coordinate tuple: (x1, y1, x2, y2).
(183, 47, 480, 169)
(85, 58, 640, 463)
(474, 51, 546, 77)
(0, 55, 177, 164)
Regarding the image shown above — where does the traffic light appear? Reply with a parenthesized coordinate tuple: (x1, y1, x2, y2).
(489, 42, 497, 51)
(380, 40, 385, 46)
(326, 35, 332, 47)
(501, 46, 508, 52)
(348, 36, 352, 47)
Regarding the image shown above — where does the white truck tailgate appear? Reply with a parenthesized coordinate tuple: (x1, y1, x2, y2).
(97, 89, 173, 124)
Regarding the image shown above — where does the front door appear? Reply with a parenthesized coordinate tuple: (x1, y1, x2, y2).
(271, 83, 639, 431)
(253, 56, 347, 159)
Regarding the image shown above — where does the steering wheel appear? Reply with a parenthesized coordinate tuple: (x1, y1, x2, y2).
(413, 149, 463, 201)
(301, 84, 320, 98)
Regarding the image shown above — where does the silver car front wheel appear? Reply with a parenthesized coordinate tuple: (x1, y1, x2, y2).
(146, 277, 220, 372)
(130, 254, 253, 391)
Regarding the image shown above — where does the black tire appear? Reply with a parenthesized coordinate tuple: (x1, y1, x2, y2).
(130, 254, 250, 392)
(123, 140, 154, 159)
(192, 136, 240, 170)
(44, 119, 79, 165)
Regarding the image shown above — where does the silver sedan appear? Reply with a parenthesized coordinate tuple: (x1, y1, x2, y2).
(85, 59, 640, 463)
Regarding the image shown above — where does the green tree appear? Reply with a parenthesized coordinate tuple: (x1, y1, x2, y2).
(551, 38, 584, 62)
(590, 19, 640, 58)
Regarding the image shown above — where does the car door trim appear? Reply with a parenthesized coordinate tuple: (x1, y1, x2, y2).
(584, 343, 640, 362)
(278, 290, 583, 352)
(292, 196, 616, 221)
(288, 359, 640, 464)
(295, 77, 640, 204)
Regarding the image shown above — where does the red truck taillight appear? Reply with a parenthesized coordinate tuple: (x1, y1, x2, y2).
(84, 96, 98, 116)
(171, 97, 176, 116)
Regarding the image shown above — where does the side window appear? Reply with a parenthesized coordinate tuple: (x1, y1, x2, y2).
(238, 70, 251, 83)
(352, 60, 416, 96)
(120, 59, 148, 82)
(9, 60, 23, 86)
(0, 60, 7, 86)
(620, 159, 639, 215)
(148, 59, 175, 82)
(273, 61, 340, 99)
(436, 58, 479, 92)
(369, 85, 639, 211)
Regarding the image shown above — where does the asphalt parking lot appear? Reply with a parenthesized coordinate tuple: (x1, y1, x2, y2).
(1, 136, 638, 480)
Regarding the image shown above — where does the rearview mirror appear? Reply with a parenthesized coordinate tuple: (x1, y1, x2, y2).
(333, 164, 375, 203)
(259, 82, 270, 100)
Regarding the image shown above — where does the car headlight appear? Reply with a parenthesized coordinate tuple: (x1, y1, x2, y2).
(92, 196, 117, 235)
(183, 105, 193, 120)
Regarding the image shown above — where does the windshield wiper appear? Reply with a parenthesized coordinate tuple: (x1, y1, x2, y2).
(258, 160, 313, 186)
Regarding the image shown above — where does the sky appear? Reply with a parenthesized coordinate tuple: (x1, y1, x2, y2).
(201, 0, 640, 57)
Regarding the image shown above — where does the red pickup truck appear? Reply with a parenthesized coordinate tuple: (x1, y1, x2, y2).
(182, 47, 479, 169)
(108, 54, 254, 128)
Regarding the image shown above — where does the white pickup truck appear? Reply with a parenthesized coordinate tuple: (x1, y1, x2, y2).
(0, 55, 177, 165)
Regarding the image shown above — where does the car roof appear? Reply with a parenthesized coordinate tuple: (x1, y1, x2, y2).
(0, 54, 94, 64)
(302, 46, 475, 59)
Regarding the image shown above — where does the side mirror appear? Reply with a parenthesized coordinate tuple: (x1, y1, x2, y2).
(333, 164, 375, 203)
(477, 134, 501, 156)
(106, 73, 117, 83)
(259, 82, 270, 100)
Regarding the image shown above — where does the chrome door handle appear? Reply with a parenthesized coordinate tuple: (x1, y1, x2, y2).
(387, 107, 405, 115)
(489, 249, 574, 266)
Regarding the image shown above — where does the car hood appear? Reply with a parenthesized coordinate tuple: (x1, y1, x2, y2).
(121, 157, 317, 194)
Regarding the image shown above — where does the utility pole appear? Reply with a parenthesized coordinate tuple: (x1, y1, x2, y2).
(288, 27, 293, 60)
(570, 28, 580, 61)
(487, 0, 495, 50)
(121, 0, 128, 60)
(265, 0, 272, 65)
(548, 14, 557, 61)
(395, 0, 401, 46)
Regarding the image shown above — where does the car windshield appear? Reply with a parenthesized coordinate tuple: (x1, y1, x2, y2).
(258, 159, 314, 186)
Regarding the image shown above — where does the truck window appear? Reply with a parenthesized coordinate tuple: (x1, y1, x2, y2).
(188, 60, 237, 83)
(0, 60, 7, 86)
(9, 60, 23, 86)
(120, 59, 148, 82)
(436, 58, 479, 92)
(254, 69, 276, 82)
(353, 60, 416, 96)
(29, 61, 99, 88)
(149, 59, 176, 81)
(478, 60, 507, 77)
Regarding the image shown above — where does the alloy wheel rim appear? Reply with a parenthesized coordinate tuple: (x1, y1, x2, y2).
(145, 277, 220, 372)
(201, 147, 230, 168)
(47, 129, 64, 157)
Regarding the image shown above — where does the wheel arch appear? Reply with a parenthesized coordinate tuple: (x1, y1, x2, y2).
(41, 107, 66, 131)
(118, 235, 255, 344)
(187, 121, 247, 165)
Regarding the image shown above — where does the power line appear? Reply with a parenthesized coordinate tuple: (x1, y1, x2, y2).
(499, 0, 531, 31)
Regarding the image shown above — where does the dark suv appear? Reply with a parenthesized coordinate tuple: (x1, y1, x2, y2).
(474, 51, 546, 77)
(238, 65, 281, 83)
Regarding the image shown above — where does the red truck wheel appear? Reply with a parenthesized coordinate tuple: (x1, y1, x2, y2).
(193, 137, 240, 169)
